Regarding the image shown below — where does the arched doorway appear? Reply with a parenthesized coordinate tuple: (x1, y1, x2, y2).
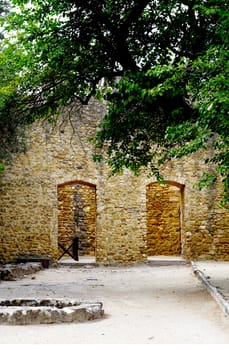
(57, 181, 96, 260)
(146, 181, 184, 256)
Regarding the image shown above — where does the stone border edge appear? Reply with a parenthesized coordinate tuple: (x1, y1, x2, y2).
(0, 299, 104, 325)
(191, 261, 229, 317)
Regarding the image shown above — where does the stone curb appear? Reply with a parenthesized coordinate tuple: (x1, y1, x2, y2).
(0, 262, 43, 281)
(191, 261, 229, 317)
(0, 299, 104, 325)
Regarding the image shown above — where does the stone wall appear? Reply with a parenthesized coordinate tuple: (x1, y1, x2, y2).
(146, 182, 182, 256)
(58, 181, 96, 257)
(155, 155, 229, 260)
(0, 100, 228, 264)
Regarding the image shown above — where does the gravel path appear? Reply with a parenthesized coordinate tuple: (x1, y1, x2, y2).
(0, 264, 228, 344)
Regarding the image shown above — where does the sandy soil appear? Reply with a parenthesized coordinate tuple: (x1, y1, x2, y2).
(0, 263, 228, 344)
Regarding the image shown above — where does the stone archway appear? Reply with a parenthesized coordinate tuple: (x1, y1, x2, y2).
(146, 182, 184, 256)
(57, 181, 96, 259)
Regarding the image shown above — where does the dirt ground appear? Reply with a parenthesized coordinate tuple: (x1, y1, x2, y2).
(0, 263, 229, 344)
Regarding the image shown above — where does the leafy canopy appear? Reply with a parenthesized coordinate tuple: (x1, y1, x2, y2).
(0, 0, 228, 205)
